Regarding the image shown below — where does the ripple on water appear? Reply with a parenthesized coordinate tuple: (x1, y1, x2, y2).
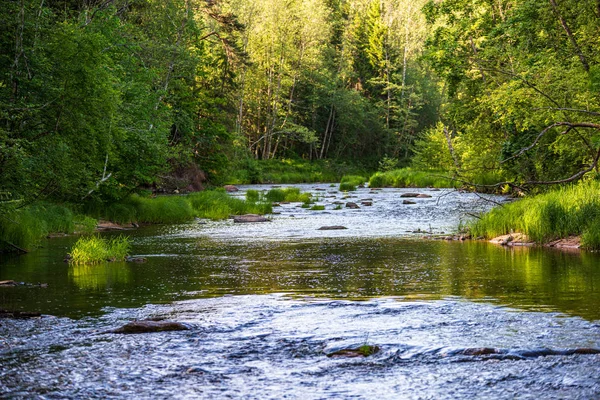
(1, 295, 599, 399)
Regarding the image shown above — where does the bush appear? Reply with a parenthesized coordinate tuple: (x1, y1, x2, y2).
(69, 235, 131, 264)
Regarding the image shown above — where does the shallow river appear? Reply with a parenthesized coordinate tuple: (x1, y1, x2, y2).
(1, 185, 599, 399)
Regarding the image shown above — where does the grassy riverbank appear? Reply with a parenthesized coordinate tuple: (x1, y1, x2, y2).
(470, 180, 600, 250)
(1, 190, 272, 252)
(226, 159, 371, 184)
(368, 168, 505, 189)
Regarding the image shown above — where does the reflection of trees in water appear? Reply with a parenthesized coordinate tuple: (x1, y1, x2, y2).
(69, 263, 131, 290)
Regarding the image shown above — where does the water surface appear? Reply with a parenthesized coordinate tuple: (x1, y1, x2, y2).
(1, 185, 599, 398)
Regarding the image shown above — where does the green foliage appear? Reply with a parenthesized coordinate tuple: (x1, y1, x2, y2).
(188, 191, 272, 221)
(129, 195, 195, 224)
(69, 235, 131, 265)
(471, 180, 600, 249)
(0, 203, 91, 251)
(265, 187, 312, 203)
(339, 175, 367, 191)
(245, 190, 260, 203)
(310, 205, 326, 211)
(369, 168, 456, 188)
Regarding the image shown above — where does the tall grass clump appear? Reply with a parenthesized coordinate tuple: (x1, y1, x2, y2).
(188, 190, 272, 220)
(369, 168, 456, 188)
(339, 175, 367, 191)
(69, 235, 131, 264)
(246, 189, 260, 202)
(264, 187, 311, 203)
(128, 195, 194, 224)
(0, 203, 82, 251)
(470, 180, 600, 249)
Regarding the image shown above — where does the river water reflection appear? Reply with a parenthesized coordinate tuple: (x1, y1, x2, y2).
(1, 186, 599, 398)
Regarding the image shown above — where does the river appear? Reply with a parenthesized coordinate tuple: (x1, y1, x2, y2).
(1, 185, 599, 399)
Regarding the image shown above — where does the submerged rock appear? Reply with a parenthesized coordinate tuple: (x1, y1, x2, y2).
(417, 194, 432, 198)
(345, 202, 360, 209)
(403, 200, 416, 205)
(126, 256, 147, 263)
(0, 310, 42, 319)
(400, 193, 421, 198)
(233, 214, 269, 223)
(318, 226, 348, 230)
(361, 201, 373, 206)
(107, 320, 190, 334)
(326, 345, 380, 358)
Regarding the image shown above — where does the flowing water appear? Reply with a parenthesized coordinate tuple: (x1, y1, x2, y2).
(1, 185, 599, 399)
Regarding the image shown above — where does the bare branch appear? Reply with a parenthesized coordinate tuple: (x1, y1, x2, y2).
(531, 107, 600, 117)
(501, 122, 600, 164)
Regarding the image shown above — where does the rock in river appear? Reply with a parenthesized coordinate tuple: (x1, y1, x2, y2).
(400, 193, 421, 198)
(403, 200, 416, 205)
(417, 194, 432, 198)
(224, 185, 239, 192)
(326, 345, 380, 358)
(107, 320, 190, 334)
(345, 202, 360, 209)
(318, 226, 348, 230)
(233, 214, 270, 223)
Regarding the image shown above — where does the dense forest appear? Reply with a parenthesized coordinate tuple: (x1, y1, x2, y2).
(1, 0, 599, 238)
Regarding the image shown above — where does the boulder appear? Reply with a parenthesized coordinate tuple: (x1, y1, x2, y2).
(224, 185, 239, 193)
(345, 202, 360, 209)
(361, 201, 372, 206)
(318, 226, 348, 230)
(403, 200, 416, 205)
(233, 214, 269, 223)
(107, 320, 190, 334)
(400, 193, 421, 198)
(416, 194, 432, 198)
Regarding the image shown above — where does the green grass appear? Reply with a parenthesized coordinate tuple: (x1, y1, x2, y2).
(369, 168, 457, 188)
(69, 235, 131, 264)
(188, 190, 272, 220)
(85, 190, 273, 224)
(264, 187, 311, 203)
(310, 205, 325, 210)
(0, 203, 99, 251)
(226, 158, 371, 184)
(339, 175, 367, 191)
(470, 180, 600, 249)
(246, 189, 260, 202)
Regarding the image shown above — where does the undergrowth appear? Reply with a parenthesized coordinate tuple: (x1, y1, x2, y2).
(470, 180, 600, 250)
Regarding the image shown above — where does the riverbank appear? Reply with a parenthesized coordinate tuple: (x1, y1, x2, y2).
(470, 180, 600, 250)
(0, 190, 273, 253)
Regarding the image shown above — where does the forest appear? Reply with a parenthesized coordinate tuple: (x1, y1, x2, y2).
(1, 0, 599, 249)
